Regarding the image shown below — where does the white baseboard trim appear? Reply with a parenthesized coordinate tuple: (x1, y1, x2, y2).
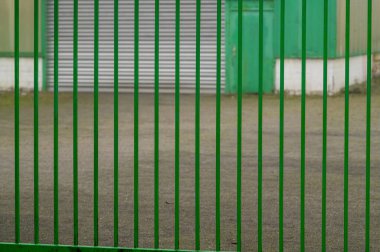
(274, 55, 372, 95)
(0, 57, 43, 91)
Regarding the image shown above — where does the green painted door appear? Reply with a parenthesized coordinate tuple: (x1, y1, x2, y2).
(225, 0, 274, 93)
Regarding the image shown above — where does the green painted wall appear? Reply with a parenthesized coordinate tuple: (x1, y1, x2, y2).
(225, 0, 275, 93)
(0, 0, 42, 56)
(273, 0, 301, 57)
(273, 0, 337, 58)
(305, 0, 337, 58)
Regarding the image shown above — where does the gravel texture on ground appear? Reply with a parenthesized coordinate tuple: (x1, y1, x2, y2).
(1, 88, 380, 251)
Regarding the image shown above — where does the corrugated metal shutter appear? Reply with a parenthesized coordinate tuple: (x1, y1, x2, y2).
(47, 0, 225, 93)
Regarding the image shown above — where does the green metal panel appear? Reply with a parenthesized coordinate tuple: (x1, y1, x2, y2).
(273, 0, 337, 58)
(305, 0, 337, 58)
(273, 0, 300, 57)
(225, 0, 274, 93)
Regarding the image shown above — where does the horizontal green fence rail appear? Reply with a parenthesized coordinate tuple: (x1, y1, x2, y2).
(0, 243, 222, 252)
(0, 0, 374, 251)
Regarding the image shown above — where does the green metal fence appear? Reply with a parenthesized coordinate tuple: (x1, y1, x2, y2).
(0, 0, 374, 251)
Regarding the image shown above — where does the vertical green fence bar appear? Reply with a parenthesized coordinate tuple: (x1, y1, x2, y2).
(258, 0, 263, 250)
(14, 0, 20, 244)
(34, 0, 40, 245)
(134, 0, 140, 247)
(300, 0, 306, 250)
(174, 0, 180, 248)
(344, 0, 350, 251)
(154, 0, 160, 248)
(322, 0, 328, 250)
(215, 0, 221, 249)
(94, 0, 99, 246)
(237, 0, 242, 250)
(365, 0, 372, 251)
(114, 0, 119, 247)
(279, 0, 285, 250)
(54, 0, 59, 245)
(195, 0, 201, 249)
(73, 0, 79, 246)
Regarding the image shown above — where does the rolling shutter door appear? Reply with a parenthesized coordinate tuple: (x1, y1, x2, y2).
(47, 0, 225, 93)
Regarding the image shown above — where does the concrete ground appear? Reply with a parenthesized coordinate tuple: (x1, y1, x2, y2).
(0, 84, 380, 251)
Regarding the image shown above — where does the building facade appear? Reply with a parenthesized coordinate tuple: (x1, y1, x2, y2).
(0, 0, 379, 93)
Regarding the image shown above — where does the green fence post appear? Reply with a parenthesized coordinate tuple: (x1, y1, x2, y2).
(322, 0, 328, 251)
(195, 0, 201, 249)
(154, 0, 160, 249)
(94, 0, 99, 246)
(114, 0, 119, 247)
(365, 0, 372, 251)
(73, 0, 79, 246)
(300, 0, 307, 250)
(237, 0, 242, 250)
(344, 0, 350, 251)
(34, 0, 40, 245)
(279, 0, 285, 251)
(258, 0, 264, 250)
(54, 0, 59, 245)
(134, 0, 140, 247)
(175, 0, 180, 249)
(14, 0, 20, 244)
(215, 0, 221, 249)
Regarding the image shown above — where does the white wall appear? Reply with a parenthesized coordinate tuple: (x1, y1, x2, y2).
(0, 57, 43, 91)
(274, 55, 372, 95)
(0, 55, 376, 94)
(373, 53, 380, 77)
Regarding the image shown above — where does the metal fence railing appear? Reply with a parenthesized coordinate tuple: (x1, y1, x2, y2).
(0, 0, 374, 251)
